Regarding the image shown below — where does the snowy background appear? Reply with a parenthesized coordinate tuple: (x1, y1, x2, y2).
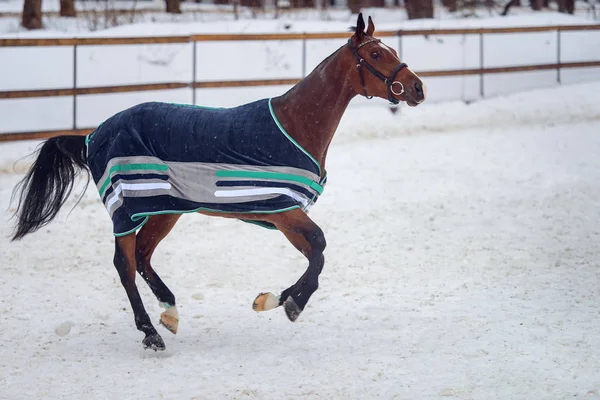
(1, 6, 599, 134)
(1, 5, 600, 400)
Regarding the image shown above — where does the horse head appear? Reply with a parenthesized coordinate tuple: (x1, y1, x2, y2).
(348, 13, 426, 107)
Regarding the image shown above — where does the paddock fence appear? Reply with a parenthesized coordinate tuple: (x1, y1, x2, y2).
(1, 24, 599, 142)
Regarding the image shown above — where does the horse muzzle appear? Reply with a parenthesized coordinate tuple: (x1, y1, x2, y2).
(402, 79, 426, 107)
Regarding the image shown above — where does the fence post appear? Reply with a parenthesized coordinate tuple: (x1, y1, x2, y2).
(397, 31, 403, 60)
(479, 32, 484, 98)
(302, 33, 307, 77)
(73, 44, 77, 130)
(192, 40, 197, 105)
(557, 28, 561, 84)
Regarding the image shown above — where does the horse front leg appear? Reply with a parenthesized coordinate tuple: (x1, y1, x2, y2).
(114, 233, 165, 351)
(253, 209, 326, 322)
(279, 226, 326, 321)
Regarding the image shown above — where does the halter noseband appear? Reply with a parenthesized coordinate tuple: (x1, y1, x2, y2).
(347, 38, 408, 105)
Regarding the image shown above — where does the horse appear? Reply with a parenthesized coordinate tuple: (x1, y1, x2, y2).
(9, 13, 426, 351)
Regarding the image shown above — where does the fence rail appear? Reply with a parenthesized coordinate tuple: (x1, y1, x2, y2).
(0, 128, 93, 142)
(1, 24, 599, 142)
(3, 61, 600, 101)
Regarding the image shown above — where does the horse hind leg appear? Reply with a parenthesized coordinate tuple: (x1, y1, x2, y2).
(135, 214, 181, 334)
(114, 233, 165, 351)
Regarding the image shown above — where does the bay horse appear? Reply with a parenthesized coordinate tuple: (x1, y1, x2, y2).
(10, 13, 425, 351)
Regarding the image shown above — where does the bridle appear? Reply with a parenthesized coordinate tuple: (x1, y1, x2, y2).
(347, 38, 408, 105)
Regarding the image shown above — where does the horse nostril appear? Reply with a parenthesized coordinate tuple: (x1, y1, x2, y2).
(415, 82, 423, 95)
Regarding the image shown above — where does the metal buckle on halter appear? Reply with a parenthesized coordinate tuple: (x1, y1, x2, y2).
(391, 81, 405, 96)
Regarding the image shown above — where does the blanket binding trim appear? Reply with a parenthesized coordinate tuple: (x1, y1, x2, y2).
(114, 205, 302, 236)
(115, 216, 149, 237)
(268, 98, 322, 177)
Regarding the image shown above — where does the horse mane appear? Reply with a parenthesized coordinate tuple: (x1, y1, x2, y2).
(348, 26, 367, 36)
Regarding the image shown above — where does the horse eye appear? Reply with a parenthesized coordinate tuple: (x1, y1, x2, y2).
(370, 52, 380, 60)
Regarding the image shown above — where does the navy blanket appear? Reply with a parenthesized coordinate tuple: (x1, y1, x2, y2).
(86, 98, 326, 236)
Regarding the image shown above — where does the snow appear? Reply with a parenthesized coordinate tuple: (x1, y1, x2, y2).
(1, 79, 600, 399)
(1, 8, 600, 399)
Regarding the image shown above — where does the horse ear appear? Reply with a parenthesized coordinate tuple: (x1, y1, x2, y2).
(366, 16, 375, 36)
(355, 13, 366, 38)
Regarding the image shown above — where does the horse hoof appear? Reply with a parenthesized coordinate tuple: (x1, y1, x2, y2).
(284, 297, 302, 322)
(252, 292, 279, 312)
(160, 308, 179, 334)
(142, 333, 165, 351)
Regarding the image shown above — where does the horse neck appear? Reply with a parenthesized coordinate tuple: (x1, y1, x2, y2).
(270, 47, 356, 175)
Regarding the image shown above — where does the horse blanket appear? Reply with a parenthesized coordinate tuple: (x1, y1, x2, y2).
(85, 98, 327, 236)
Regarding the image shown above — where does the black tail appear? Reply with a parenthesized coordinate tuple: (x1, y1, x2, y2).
(10, 135, 90, 241)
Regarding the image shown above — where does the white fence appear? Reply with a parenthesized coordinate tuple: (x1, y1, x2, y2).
(0, 26, 599, 138)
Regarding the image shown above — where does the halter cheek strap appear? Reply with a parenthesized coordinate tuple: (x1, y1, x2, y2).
(347, 38, 408, 105)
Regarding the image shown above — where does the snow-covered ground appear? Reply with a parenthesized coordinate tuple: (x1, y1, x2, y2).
(1, 7, 599, 398)
(1, 80, 599, 399)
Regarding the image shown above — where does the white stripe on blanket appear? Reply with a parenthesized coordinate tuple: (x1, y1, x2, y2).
(214, 187, 309, 208)
(107, 182, 173, 211)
